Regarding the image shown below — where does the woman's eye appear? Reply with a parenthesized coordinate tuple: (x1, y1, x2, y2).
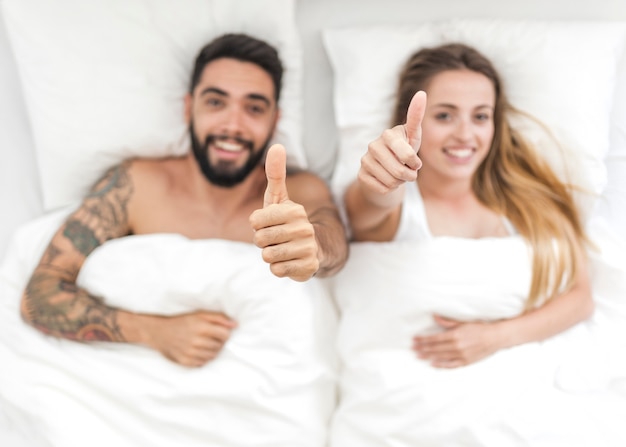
(475, 113, 491, 121)
(435, 112, 450, 120)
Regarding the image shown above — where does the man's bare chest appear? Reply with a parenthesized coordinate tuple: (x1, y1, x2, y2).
(131, 202, 259, 243)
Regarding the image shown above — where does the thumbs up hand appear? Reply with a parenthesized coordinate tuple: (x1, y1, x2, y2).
(405, 90, 426, 150)
(249, 144, 320, 281)
(262, 142, 289, 207)
(357, 90, 426, 202)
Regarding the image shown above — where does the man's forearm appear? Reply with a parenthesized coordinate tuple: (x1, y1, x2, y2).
(310, 206, 349, 277)
(21, 268, 126, 342)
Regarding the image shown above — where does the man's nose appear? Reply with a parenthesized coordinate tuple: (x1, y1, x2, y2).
(221, 106, 245, 134)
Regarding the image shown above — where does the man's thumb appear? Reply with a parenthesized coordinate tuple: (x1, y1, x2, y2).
(263, 144, 289, 207)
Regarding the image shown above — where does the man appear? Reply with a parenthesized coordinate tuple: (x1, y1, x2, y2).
(20, 33, 348, 368)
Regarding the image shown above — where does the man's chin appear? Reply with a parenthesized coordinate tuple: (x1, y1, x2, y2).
(203, 164, 253, 188)
(207, 175, 247, 188)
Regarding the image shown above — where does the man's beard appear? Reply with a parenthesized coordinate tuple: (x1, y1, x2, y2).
(189, 122, 271, 188)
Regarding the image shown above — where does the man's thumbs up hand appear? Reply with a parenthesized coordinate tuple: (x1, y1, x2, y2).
(250, 144, 319, 281)
(263, 144, 289, 207)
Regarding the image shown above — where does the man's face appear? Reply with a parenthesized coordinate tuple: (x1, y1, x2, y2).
(187, 58, 279, 187)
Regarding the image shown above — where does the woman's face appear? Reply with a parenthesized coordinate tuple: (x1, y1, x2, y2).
(418, 69, 496, 184)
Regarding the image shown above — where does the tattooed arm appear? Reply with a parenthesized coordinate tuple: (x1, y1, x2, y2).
(20, 159, 237, 367)
(20, 161, 134, 341)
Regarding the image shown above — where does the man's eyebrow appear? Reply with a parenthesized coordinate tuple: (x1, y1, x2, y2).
(198, 88, 271, 107)
(247, 93, 271, 107)
(199, 87, 227, 97)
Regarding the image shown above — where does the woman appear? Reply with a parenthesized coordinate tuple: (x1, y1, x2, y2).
(329, 43, 603, 447)
(343, 43, 593, 369)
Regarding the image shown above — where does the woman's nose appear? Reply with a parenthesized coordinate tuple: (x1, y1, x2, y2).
(453, 118, 473, 140)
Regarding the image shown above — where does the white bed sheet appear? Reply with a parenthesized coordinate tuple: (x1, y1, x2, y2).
(0, 210, 338, 447)
(327, 220, 626, 447)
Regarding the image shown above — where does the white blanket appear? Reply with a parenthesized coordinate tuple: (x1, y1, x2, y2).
(328, 224, 626, 447)
(0, 210, 338, 447)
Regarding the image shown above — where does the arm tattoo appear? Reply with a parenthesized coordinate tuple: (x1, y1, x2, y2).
(21, 162, 134, 342)
(23, 270, 124, 342)
(60, 163, 133, 255)
(63, 220, 99, 256)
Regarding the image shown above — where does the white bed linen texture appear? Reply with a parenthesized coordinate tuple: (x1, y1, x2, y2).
(328, 184, 626, 447)
(0, 209, 338, 447)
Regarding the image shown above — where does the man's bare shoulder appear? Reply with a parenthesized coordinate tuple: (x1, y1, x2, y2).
(127, 155, 188, 176)
(286, 167, 327, 184)
(285, 168, 332, 203)
(285, 167, 325, 184)
(124, 155, 191, 190)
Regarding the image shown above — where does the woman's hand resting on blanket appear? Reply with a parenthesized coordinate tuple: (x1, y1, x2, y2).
(412, 314, 503, 368)
(138, 310, 237, 367)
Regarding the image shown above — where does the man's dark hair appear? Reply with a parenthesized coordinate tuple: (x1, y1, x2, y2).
(189, 33, 283, 102)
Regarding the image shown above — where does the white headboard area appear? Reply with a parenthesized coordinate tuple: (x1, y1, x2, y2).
(2, 0, 626, 257)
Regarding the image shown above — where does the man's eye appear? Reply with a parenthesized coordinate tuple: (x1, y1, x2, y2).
(206, 98, 223, 107)
(248, 104, 266, 115)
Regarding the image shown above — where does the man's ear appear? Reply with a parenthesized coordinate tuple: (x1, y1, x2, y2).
(271, 108, 281, 137)
(184, 93, 192, 124)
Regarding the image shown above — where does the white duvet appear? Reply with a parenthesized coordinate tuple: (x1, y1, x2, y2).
(0, 209, 338, 447)
(2, 210, 625, 447)
(328, 219, 626, 447)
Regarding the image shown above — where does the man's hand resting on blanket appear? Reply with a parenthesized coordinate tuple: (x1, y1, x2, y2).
(249, 144, 320, 282)
(412, 314, 502, 368)
(140, 310, 236, 367)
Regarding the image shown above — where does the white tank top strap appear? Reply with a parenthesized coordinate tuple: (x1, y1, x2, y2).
(394, 182, 432, 242)
(501, 216, 518, 236)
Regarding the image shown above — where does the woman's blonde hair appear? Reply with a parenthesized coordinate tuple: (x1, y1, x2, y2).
(392, 43, 587, 308)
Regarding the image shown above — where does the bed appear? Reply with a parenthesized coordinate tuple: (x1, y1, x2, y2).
(1, 0, 625, 446)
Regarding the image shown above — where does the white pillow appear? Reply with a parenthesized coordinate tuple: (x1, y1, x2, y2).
(324, 20, 626, 216)
(0, 6, 42, 260)
(2, 0, 306, 211)
(598, 36, 626, 239)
